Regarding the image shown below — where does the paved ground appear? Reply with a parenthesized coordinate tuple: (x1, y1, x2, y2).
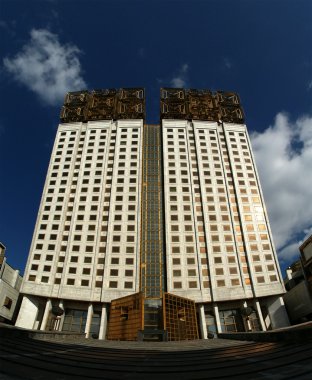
(0, 326, 312, 379)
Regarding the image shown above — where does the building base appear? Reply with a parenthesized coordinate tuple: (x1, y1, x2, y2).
(15, 293, 289, 340)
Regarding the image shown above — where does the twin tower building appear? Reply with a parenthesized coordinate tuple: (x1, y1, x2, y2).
(16, 88, 289, 340)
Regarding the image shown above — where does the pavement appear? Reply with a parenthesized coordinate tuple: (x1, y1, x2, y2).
(0, 324, 311, 379)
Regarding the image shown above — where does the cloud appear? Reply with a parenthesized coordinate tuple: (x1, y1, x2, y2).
(302, 226, 312, 242)
(223, 57, 232, 69)
(3, 29, 86, 105)
(170, 63, 189, 87)
(278, 242, 301, 263)
(250, 113, 312, 263)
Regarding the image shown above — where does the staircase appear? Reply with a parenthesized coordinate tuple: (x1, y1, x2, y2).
(0, 324, 311, 379)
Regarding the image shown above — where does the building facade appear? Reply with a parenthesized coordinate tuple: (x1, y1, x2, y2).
(300, 234, 312, 296)
(283, 259, 312, 324)
(16, 88, 289, 339)
(0, 242, 23, 323)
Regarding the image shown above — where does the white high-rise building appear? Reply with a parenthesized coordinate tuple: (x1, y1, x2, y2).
(16, 88, 289, 340)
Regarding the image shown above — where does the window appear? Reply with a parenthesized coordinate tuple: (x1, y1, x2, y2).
(3, 297, 12, 309)
(173, 270, 181, 277)
(173, 282, 182, 289)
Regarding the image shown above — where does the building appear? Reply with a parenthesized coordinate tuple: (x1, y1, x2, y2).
(300, 234, 312, 296)
(0, 242, 5, 266)
(16, 88, 289, 340)
(283, 233, 312, 324)
(0, 242, 23, 323)
(283, 258, 312, 324)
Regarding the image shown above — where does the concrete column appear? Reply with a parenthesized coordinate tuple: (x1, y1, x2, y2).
(99, 303, 108, 340)
(85, 303, 93, 338)
(40, 299, 52, 331)
(242, 301, 251, 331)
(213, 305, 222, 333)
(267, 296, 290, 329)
(198, 305, 208, 339)
(15, 295, 39, 329)
(0, 257, 6, 278)
(58, 299, 65, 331)
(13, 269, 20, 289)
(254, 300, 266, 331)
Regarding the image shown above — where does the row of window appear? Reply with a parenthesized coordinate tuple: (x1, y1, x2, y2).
(27, 275, 134, 289)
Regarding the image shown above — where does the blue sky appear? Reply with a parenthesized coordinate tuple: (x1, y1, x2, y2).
(0, 0, 311, 276)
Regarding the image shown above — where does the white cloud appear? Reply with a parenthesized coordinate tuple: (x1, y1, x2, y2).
(171, 77, 186, 87)
(278, 242, 300, 263)
(251, 113, 312, 263)
(3, 29, 86, 105)
(170, 63, 189, 88)
(302, 226, 312, 242)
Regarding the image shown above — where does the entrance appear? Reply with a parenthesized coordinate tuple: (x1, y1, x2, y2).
(106, 292, 199, 341)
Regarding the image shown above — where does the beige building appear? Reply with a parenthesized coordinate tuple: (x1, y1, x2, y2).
(16, 88, 289, 339)
(0, 242, 23, 323)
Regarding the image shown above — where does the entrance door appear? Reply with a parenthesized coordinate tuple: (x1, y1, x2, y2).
(62, 309, 87, 333)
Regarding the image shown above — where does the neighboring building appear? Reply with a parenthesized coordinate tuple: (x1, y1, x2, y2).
(283, 237, 312, 324)
(0, 242, 5, 266)
(16, 88, 289, 340)
(0, 242, 23, 323)
(283, 260, 312, 324)
(300, 234, 312, 296)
